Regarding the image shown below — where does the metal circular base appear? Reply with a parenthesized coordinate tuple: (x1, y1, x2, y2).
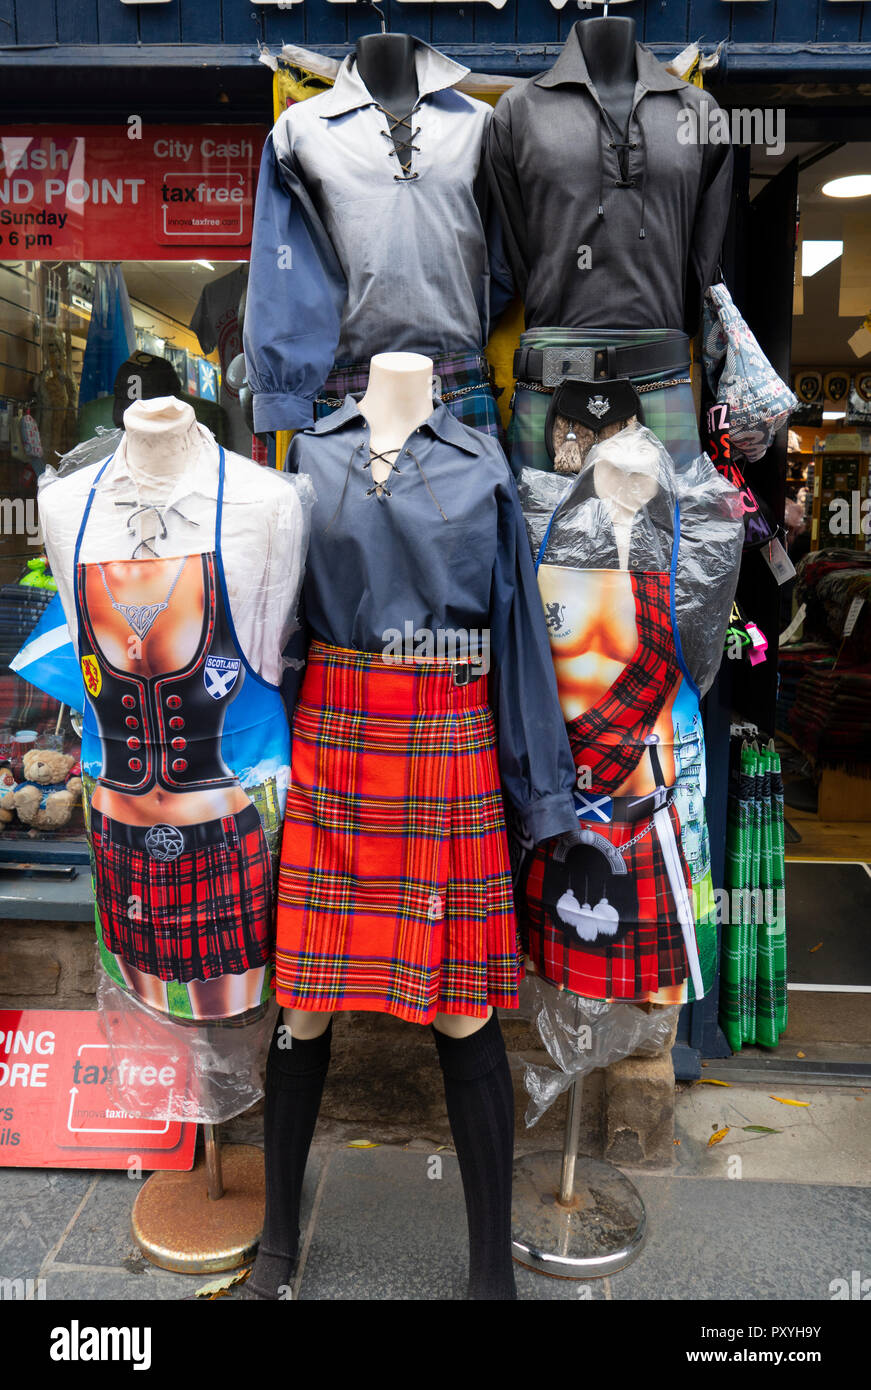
(512, 1151, 647, 1279)
(132, 1144, 265, 1275)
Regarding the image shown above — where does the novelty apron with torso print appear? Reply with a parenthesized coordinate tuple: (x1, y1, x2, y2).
(74, 447, 290, 1020)
(516, 498, 718, 1005)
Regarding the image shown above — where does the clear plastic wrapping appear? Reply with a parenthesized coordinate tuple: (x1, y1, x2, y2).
(519, 975, 681, 1127)
(50, 426, 122, 478)
(97, 973, 276, 1123)
(517, 424, 744, 698)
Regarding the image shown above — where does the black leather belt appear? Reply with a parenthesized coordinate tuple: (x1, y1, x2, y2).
(514, 339, 690, 388)
(91, 802, 261, 859)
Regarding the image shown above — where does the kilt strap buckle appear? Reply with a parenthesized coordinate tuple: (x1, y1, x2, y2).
(452, 658, 485, 687)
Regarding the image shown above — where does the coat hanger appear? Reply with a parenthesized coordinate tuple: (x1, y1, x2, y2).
(362, 1, 388, 34)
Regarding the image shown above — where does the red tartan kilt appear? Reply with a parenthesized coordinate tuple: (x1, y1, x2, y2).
(276, 642, 521, 1024)
(91, 803, 273, 983)
(518, 800, 691, 1001)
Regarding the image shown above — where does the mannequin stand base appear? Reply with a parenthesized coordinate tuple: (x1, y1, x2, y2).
(132, 1144, 265, 1275)
(511, 1151, 646, 1279)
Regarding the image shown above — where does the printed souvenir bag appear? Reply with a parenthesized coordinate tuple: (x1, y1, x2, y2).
(703, 283, 797, 463)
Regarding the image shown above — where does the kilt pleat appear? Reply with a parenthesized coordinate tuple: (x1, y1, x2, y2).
(275, 643, 521, 1023)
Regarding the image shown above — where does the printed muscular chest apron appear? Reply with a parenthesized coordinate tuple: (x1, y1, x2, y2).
(518, 498, 716, 1005)
(74, 446, 290, 1020)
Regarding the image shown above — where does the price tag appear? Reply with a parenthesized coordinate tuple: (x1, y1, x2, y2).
(763, 536, 796, 585)
(844, 596, 865, 638)
(779, 602, 807, 647)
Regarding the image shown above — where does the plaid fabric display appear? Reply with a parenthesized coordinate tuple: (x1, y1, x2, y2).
(276, 642, 521, 1024)
(719, 739, 788, 1051)
(315, 350, 503, 440)
(508, 329, 701, 474)
(519, 799, 691, 1000)
(91, 803, 274, 983)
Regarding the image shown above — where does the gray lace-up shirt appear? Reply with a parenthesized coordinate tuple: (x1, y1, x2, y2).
(244, 41, 512, 434)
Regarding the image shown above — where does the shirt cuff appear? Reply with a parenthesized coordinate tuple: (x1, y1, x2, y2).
(521, 791, 578, 845)
(252, 390, 316, 434)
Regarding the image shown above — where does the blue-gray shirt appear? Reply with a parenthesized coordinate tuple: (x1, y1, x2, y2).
(244, 40, 512, 434)
(283, 396, 578, 845)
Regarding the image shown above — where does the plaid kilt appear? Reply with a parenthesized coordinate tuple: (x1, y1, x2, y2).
(314, 350, 503, 440)
(518, 800, 690, 1001)
(91, 803, 274, 982)
(276, 642, 521, 1023)
(508, 328, 700, 473)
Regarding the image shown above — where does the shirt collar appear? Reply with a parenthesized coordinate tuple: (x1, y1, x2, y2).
(534, 33, 686, 96)
(309, 395, 483, 457)
(317, 40, 470, 119)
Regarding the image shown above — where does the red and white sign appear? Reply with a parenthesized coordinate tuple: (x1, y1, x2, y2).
(0, 1010, 195, 1170)
(0, 125, 266, 260)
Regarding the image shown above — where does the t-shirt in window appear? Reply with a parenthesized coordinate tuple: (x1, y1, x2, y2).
(190, 265, 252, 457)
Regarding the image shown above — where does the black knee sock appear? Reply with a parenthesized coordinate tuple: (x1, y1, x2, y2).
(247, 1017, 332, 1300)
(432, 1012, 517, 1301)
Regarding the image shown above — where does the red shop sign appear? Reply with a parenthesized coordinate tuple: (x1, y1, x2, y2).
(0, 125, 267, 260)
(0, 1010, 195, 1171)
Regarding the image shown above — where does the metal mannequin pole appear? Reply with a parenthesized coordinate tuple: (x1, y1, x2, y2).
(133, 1122, 266, 1275)
(204, 1124, 224, 1201)
(511, 999, 648, 1280)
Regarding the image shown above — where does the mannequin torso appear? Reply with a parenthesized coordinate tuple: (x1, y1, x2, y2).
(575, 16, 638, 135)
(38, 396, 309, 1018)
(357, 351, 434, 484)
(354, 34, 419, 170)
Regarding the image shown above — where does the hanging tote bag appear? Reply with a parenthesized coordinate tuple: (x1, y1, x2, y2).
(703, 283, 798, 463)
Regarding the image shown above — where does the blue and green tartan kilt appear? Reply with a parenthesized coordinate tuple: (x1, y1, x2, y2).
(314, 350, 503, 440)
(508, 327, 701, 473)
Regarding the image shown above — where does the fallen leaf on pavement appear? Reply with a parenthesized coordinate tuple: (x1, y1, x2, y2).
(769, 1096, 810, 1107)
(708, 1127, 730, 1146)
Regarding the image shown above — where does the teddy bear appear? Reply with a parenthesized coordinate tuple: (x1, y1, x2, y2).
(0, 762, 15, 828)
(14, 749, 84, 830)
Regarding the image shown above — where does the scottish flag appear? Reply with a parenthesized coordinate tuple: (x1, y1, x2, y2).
(10, 592, 85, 712)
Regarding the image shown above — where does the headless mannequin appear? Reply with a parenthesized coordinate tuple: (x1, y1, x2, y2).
(42, 396, 267, 1020)
(288, 352, 490, 1042)
(574, 15, 638, 137)
(248, 353, 516, 1301)
(355, 33, 419, 169)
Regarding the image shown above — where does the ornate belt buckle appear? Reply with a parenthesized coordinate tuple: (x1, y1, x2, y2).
(144, 823, 185, 863)
(541, 347, 595, 388)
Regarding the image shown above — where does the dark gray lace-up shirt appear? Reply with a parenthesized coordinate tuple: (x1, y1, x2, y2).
(486, 34, 733, 336)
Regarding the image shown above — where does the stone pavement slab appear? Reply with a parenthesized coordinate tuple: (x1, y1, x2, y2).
(674, 1081, 871, 1185)
(608, 1176, 870, 1301)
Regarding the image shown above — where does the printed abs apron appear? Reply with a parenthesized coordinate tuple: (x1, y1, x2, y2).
(74, 447, 290, 1017)
(517, 500, 713, 1005)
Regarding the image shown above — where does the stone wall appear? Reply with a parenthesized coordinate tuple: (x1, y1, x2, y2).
(0, 920, 98, 1010)
(0, 919, 677, 1167)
